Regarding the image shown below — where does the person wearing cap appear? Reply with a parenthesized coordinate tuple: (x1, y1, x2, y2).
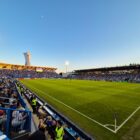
(55, 120, 64, 140)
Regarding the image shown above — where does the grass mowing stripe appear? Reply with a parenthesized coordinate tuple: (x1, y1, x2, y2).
(27, 84, 116, 133)
(21, 79, 140, 140)
(25, 79, 139, 125)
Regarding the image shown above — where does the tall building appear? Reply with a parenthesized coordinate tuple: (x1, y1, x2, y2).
(24, 52, 31, 66)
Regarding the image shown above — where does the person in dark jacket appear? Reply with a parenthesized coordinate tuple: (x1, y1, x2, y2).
(28, 125, 47, 140)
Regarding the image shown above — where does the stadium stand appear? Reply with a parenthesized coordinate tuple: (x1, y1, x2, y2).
(0, 63, 59, 79)
(74, 65, 140, 83)
(0, 69, 59, 79)
(0, 78, 31, 140)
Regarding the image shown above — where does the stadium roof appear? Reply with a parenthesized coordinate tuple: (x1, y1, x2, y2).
(75, 65, 140, 73)
(0, 62, 57, 71)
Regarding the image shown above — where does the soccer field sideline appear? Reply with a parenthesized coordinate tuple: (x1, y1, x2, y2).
(24, 83, 140, 134)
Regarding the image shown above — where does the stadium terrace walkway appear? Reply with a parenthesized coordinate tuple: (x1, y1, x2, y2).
(21, 92, 52, 140)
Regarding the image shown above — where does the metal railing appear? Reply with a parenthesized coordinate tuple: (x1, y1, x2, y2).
(0, 107, 31, 139)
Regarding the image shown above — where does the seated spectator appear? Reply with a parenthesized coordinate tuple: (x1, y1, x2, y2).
(10, 100, 18, 109)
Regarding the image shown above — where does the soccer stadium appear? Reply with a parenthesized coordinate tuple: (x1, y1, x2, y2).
(0, 0, 140, 140)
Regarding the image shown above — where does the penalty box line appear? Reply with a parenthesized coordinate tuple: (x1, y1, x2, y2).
(115, 105, 140, 133)
(29, 86, 116, 133)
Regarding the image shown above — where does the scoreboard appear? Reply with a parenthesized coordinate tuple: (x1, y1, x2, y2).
(36, 68, 43, 72)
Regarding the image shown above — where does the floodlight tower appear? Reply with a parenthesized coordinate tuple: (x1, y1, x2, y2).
(65, 61, 69, 73)
(24, 51, 31, 66)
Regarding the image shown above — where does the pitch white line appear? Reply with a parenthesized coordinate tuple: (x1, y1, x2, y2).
(104, 124, 118, 127)
(29, 86, 116, 133)
(25, 84, 140, 134)
(115, 106, 140, 133)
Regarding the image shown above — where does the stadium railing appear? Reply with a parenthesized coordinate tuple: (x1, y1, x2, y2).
(0, 79, 32, 140)
(15, 83, 27, 109)
(0, 107, 31, 139)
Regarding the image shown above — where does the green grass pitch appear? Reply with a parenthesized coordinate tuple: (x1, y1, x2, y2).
(21, 79, 140, 140)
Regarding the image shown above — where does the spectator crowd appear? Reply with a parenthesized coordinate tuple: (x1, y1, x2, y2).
(0, 69, 59, 79)
(74, 72, 140, 83)
(0, 78, 30, 138)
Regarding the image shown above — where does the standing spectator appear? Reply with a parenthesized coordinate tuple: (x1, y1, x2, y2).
(11, 110, 27, 131)
(48, 120, 56, 140)
(31, 96, 37, 113)
(55, 120, 64, 140)
(37, 106, 47, 118)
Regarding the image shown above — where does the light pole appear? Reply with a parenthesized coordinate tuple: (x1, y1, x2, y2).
(65, 61, 69, 73)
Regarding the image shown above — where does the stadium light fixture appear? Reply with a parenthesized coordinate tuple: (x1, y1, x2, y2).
(65, 61, 69, 73)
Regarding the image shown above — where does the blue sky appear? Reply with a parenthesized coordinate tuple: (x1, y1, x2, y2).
(0, 0, 140, 72)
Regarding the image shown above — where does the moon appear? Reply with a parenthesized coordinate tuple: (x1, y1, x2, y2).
(41, 15, 44, 19)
